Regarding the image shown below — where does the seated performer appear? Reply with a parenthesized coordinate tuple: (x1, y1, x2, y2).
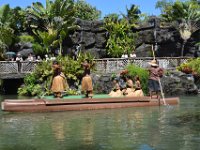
(123, 75, 135, 97)
(132, 75, 144, 97)
(81, 59, 93, 98)
(51, 61, 68, 98)
(109, 78, 122, 97)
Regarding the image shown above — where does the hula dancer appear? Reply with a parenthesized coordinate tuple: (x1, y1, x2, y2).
(51, 61, 68, 98)
(81, 59, 93, 98)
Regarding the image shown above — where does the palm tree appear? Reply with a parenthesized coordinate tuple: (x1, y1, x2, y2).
(0, 5, 15, 59)
(26, 0, 77, 55)
(126, 4, 141, 24)
(179, 20, 200, 56)
(161, 1, 200, 56)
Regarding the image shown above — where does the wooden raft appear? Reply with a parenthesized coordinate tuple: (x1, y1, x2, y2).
(1, 96, 179, 113)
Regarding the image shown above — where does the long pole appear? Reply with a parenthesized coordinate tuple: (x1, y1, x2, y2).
(152, 45, 168, 105)
(158, 78, 167, 105)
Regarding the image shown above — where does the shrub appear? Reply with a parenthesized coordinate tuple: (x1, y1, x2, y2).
(126, 64, 149, 94)
(177, 58, 200, 76)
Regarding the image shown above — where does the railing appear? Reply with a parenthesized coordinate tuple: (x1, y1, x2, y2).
(94, 57, 190, 73)
(0, 61, 39, 74)
(0, 57, 191, 75)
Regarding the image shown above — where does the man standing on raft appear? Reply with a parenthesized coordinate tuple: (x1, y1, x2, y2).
(81, 59, 93, 98)
(148, 59, 164, 99)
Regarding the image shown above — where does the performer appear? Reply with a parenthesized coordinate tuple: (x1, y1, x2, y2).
(51, 61, 68, 98)
(81, 59, 93, 98)
(109, 78, 122, 97)
(123, 75, 135, 97)
(132, 75, 144, 97)
(148, 59, 164, 99)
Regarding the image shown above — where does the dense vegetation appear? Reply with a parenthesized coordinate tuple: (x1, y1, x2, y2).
(0, 0, 199, 59)
(0, 0, 101, 60)
(103, 4, 141, 58)
(18, 53, 95, 96)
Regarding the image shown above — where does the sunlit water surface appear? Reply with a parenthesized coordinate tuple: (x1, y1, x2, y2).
(0, 95, 200, 150)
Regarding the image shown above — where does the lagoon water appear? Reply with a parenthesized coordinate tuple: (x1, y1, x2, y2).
(0, 95, 200, 150)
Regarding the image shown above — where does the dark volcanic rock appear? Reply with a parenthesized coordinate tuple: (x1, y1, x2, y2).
(95, 33, 107, 48)
(80, 31, 96, 47)
(162, 71, 198, 95)
(92, 73, 113, 94)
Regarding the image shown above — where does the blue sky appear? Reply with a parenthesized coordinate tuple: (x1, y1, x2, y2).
(0, 0, 162, 17)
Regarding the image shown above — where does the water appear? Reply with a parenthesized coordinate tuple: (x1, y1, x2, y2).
(0, 95, 200, 150)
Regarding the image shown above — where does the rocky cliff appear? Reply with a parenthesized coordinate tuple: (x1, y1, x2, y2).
(17, 17, 200, 58)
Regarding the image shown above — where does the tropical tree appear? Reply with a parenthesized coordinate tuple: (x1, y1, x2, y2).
(0, 5, 15, 59)
(74, 0, 101, 20)
(104, 16, 137, 57)
(160, 0, 200, 56)
(104, 4, 140, 58)
(155, 0, 173, 13)
(126, 4, 142, 24)
(26, 0, 77, 55)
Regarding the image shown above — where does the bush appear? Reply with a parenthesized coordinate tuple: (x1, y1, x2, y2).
(126, 64, 149, 94)
(177, 58, 200, 76)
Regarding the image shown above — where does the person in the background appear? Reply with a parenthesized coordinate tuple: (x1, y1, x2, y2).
(81, 59, 93, 98)
(27, 53, 34, 61)
(16, 53, 23, 72)
(148, 59, 164, 99)
(45, 54, 50, 61)
(130, 51, 136, 58)
(51, 61, 68, 98)
(36, 56, 42, 62)
(16, 53, 23, 62)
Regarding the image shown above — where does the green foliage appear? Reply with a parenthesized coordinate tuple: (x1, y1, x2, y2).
(104, 17, 137, 58)
(160, 0, 200, 22)
(18, 73, 43, 96)
(19, 34, 35, 43)
(177, 58, 200, 76)
(159, 0, 200, 56)
(26, 0, 77, 55)
(126, 64, 149, 94)
(74, 0, 101, 20)
(32, 43, 45, 56)
(18, 54, 95, 96)
(126, 4, 142, 24)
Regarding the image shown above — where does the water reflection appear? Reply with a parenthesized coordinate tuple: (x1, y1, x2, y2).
(0, 96, 200, 150)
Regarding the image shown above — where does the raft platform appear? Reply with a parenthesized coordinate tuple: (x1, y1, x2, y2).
(1, 95, 179, 112)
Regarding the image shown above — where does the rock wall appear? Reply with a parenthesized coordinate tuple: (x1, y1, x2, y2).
(134, 17, 200, 57)
(15, 17, 200, 58)
(161, 71, 198, 95)
(67, 19, 107, 58)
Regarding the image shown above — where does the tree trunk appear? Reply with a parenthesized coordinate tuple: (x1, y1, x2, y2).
(181, 40, 186, 57)
(59, 40, 62, 56)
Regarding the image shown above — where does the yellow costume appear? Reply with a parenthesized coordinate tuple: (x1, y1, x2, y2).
(109, 83, 122, 97)
(51, 73, 67, 93)
(82, 75, 93, 92)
